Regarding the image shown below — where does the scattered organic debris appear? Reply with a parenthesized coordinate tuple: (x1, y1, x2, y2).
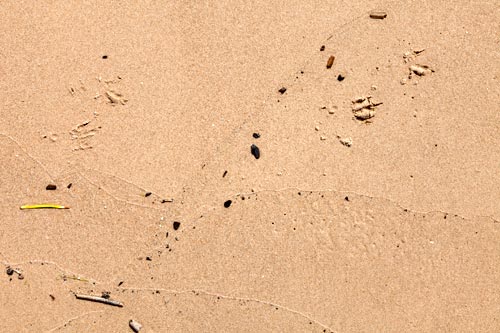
(351, 96, 382, 121)
(251, 144, 260, 159)
(326, 55, 335, 69)
(75, 293, 123, 307)
(105, 90, 128, 105)
(369, 11, 387, 19)
(129, 319, 143, 332)
(20, 204, 69, 210)
(5, 266, 24, 279)
(46, 184, 57, 190)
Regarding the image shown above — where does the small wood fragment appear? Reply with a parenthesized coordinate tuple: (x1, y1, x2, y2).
(129, 319, 142, 332)
(369, 11, 387, 19)
(75, 294, 123, 307)
(326, 55, 335, 69)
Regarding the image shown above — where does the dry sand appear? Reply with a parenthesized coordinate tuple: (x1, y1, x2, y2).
(1, 1, 499, 332)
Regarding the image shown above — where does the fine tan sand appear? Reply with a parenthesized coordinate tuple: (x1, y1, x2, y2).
(1, 1, 499, 332)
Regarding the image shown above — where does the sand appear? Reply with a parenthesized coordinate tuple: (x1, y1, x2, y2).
(1, 1, 499, 332)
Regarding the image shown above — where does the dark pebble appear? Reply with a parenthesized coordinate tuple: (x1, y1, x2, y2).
(344, 196, 349, 201)
(252, 132, 261, 139)
(224, 200, 232, 208)
(145, 192, 152, 197)
(6, 267, 14, 276)
(67, 183, 72, 189)
(102, 55, 108, 59)
(146, 257, 152, 261)
(320, 45, 325, 51)
(278, 87, 287, 94)
(251, 144, 260, 159)
(222, 170, 228, 178)
(46, 184, 57, 190)
(173, 221, 181, 230)
(337, 74, 345, 81)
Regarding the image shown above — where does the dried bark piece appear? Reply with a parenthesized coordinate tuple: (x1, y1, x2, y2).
(369, 11, 387, 19)
(326, 55, 335, 69)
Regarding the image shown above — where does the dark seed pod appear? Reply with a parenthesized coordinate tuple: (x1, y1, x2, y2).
(251, 144, 260, 159)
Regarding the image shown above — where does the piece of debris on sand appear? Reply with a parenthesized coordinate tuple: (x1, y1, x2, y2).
(351, 96, 382, 121)
(409, 64, 434, 77)
(339, 137, 353, 147)
(105, 90, 128, 105)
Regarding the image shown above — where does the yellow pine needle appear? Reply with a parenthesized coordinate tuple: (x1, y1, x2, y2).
(20, 204, 69, 210)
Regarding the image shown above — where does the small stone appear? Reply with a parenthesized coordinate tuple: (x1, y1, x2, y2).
(339, 137, 353, 147)
(252, 132, 261, 139)
(278, 87, 287, 94)
(224, 200, 232, 208)
(251, 144, 260, 159)
(173, 221, 181, 230)
(145, 192, 152, 197)
(46, 184, 57, 190)
(129, 320, 142, 332)
(6, 267, 14, 276)
(320, 136, 327, 141)
(371, 85, 377, 90)
(400, 78, 407, 85)
(314, 126, 320, 131)
(337, 74, 345, 81)
(320, 45, 325, 51)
